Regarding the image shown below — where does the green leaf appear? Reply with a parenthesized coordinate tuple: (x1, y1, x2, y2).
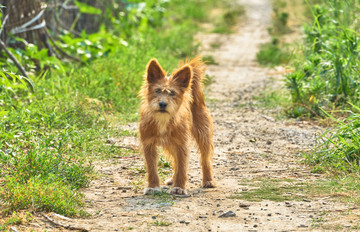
(74, 1, 102, 15)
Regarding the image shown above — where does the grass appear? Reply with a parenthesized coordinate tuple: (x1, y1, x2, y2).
(256, 38, 291, 67)
(212, 3, 245, 34)
(231, 177, 360, 204)
(285, 0, 360, 117)
(0, 211, 33, 231)
(305, 105, 360, 174)
(0, 0, 235, 217)
(256, 0, 293, 67)
(152, 220, 172, 226)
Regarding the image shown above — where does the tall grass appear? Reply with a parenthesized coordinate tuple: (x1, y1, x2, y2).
(286, 0, 360, 117)
(306, 105, 360, 174)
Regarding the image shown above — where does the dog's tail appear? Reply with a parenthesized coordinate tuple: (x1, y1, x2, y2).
(180, 56, 206, 106)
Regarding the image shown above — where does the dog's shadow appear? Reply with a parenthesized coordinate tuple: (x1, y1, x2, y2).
(121, 187, 213, 212)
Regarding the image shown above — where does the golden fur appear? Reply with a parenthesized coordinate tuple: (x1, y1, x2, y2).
(139, 56, 216, 195)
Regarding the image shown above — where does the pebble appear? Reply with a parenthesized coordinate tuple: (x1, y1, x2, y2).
(152, 216, 156, 219)
(10, 227, 18, 232)
(106, 138, 116, 144)
(239, 203, 250, 208)
(298, 224, 308, 228)
(219, 211, 236, 218)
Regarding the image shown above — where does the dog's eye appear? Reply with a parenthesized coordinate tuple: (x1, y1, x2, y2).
(155, 88, 162, 94)
(169, 91, 176, 96)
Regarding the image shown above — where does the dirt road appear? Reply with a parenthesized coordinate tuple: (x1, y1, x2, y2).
(33, 0, 357, 231)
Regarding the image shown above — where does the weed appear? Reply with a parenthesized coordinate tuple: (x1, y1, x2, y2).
(212, 4, 245, 34)
(203, 55, 218, 65)
(210, 42, 221, 49)
(257, 38, 290, 67)
(153, 220, 172, 226)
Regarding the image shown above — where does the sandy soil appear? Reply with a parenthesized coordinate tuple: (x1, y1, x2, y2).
(16, 0, 359, 231)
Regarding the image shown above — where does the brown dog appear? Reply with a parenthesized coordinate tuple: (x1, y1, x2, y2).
(139, 56, 216, 195)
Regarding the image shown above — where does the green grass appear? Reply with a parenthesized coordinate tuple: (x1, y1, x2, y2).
(256, 38, 291, 67)
(153, 220, 172, 226)
(0, 0, 230, 217)
(286, 0, 360, 117)
(212, 3, 245, 34)
(231, 177, 360, 204)
(306, 105, 360, 174)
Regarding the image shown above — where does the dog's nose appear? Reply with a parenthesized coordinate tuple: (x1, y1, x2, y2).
(159, 102, 168, 109)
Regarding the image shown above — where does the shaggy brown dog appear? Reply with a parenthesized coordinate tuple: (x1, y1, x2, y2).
(139, 57, 216, 195)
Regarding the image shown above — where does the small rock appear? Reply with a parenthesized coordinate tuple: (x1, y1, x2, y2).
(298, 224, 308, 228)
(267, 213, 272, 216)
(199, 216, 207, 219)
(303, 198, 311, 202)
(253, 224, 258, 228)
(239, 203, 250, 208)
(185, 221, 190, 225)
(152, 216, 156, 219)
(10, 227, 18, 232)
(216, 204, 221, 207)
(218, 211, 236, 218)
(106, 138, 116, 144)
(180, 220, 185, 223)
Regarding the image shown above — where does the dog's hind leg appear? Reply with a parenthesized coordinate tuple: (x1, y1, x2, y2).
(191, 107, 217, 188)
(143, 144, 161, 195)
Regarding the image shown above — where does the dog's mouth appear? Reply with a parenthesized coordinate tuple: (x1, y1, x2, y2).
(157, 109, 168, 113)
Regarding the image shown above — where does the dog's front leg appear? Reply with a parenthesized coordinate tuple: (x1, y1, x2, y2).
(168, 145, 189, 195)
(143, 144, 161, 195)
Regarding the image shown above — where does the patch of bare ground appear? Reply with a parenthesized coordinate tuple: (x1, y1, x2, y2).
(15, 0, 359, 231)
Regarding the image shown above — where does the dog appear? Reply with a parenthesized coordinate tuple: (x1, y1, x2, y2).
(139, 56, 216, 195)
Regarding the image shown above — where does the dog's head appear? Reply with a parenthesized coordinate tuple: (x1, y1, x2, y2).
(143, 58, 193, 117)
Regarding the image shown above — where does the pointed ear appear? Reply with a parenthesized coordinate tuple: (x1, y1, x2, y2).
(172, 65, 192, 88)
(146, 59, 165, 83)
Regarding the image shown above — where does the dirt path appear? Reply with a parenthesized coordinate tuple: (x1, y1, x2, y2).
(30, 0, 357, 231)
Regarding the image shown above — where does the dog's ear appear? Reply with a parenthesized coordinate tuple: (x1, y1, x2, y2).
(173, 65, 192, 88)
(146, 59, 165, 83)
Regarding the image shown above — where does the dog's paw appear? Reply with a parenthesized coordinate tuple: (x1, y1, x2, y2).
(144, 187, 161, 195)
(202, 180, 217, 188)
(165, 178, 174, 186)
(169, 187, 187, 195)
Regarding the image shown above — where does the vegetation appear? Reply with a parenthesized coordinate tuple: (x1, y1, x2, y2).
(256, 0, 291, 67)
(288, 0, 360, 175)
(231, 177, 360, 204)
(0, 0, 234, 218)
(256, 0, 360, 176)
(286, 0, 360, 117)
